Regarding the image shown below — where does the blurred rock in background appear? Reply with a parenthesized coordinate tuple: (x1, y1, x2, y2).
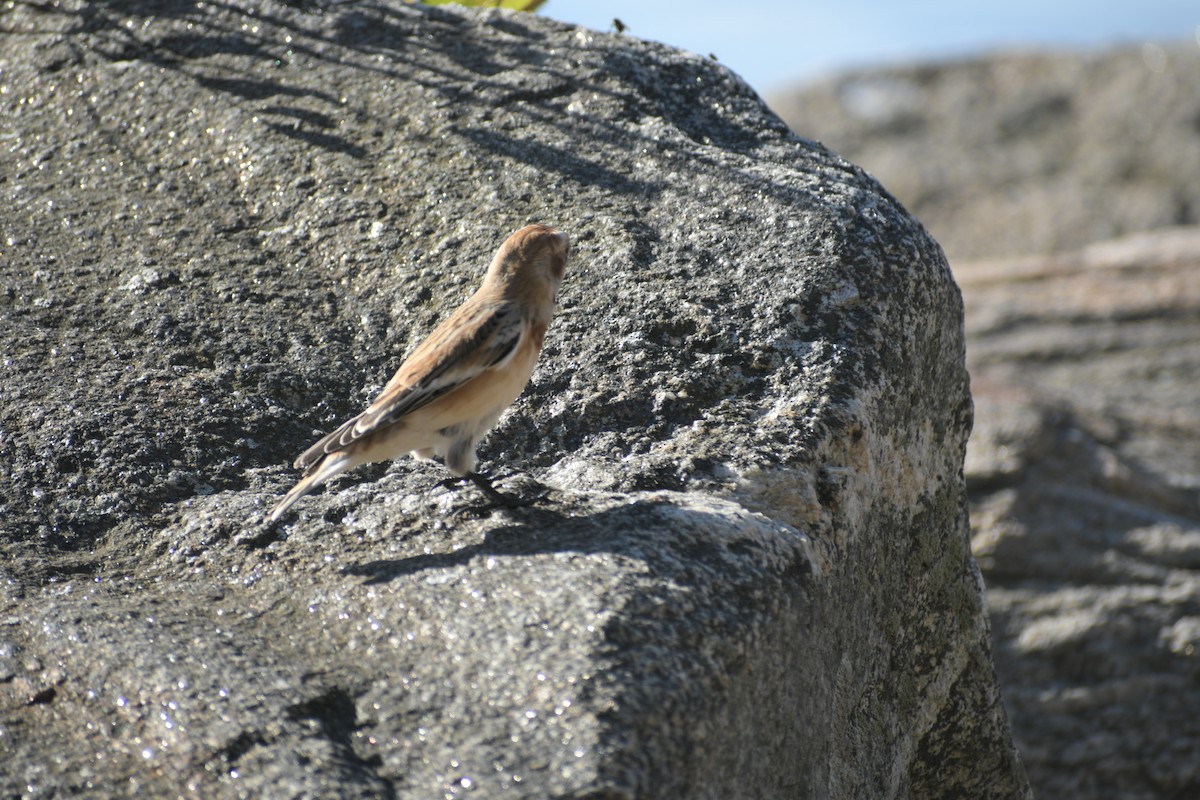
(773, 43, 1200, 800)
(770, 44, 1200, 262)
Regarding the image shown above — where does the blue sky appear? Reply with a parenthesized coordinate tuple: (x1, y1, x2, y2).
(543, 1, 1200, 93)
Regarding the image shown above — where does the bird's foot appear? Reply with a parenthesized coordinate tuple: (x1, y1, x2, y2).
(465, 471, 522, 508)
(435, 471, 546, 513)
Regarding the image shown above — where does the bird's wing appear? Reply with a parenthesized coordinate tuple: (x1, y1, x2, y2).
(294, 299, 525, 470)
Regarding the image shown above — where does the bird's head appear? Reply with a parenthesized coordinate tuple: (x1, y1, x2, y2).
(486, 224, 570, 308)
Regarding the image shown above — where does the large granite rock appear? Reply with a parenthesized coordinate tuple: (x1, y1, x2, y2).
(0, 2, 1028, 797)
(769, 44, 1200, 262)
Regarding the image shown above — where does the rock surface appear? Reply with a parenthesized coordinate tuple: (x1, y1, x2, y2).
(961, 230, 1200, 800)
(0, 2, 1028, 798)
(769, 44, 1200, 262)
(774, 44, 1200, 800)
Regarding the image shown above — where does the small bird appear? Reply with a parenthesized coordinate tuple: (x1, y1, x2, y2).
(269, 224, 570, 521)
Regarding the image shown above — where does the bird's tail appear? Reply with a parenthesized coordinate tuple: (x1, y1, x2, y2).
(268, 452, 357, 522)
